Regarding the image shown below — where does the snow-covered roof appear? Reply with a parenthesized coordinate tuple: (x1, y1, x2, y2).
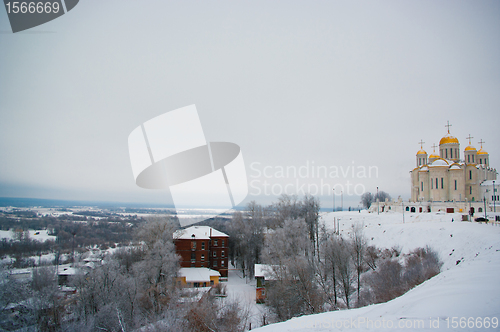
(430, 159, 449, 167)
(173, 226, 228, 240)
(449, 164, 461, 170)
(178, 267, 220, 282)
(83, 257, 102, 262)
(58, 267, 79, 276)
(254, 264, 278, 280)
(481, 180, 498, 186)
(419, 166, 429, 171)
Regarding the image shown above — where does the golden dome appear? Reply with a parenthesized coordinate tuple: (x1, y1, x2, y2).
(429, 153, 439, 159)
(465, 145, 476, 151)
(417, 149, 427, 155)
(477, 149, 488, 155)
(439, 134, 459, 145)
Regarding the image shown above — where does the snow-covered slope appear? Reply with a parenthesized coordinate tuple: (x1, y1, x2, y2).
(254, 211, 500, 332)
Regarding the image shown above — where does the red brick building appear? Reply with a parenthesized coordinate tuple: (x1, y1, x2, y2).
(173, 226, 229, 278)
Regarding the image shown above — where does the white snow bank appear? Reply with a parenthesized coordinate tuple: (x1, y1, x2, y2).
(253, 211, 500, 332)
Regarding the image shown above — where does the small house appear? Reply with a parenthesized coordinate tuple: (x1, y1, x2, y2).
(177, 267, 221, 288)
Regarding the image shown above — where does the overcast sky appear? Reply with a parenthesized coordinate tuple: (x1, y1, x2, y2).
(0, 0, 499, 209)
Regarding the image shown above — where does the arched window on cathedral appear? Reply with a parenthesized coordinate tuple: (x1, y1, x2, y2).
(454, 180, 457, 191)
(472, 155, 475, 163)
(469, 170, 472, 180)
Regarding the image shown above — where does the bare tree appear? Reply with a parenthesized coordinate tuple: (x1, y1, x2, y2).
(350, 222, 367, 306)
(365, 245, 379, 271)
(365, 258, 404, 303)
(335, 238, 356, 308)
(302, 194, 320, 256)
(360, 192, 374, 209)
(375, 191, 391, 203)
(320, 231, 341, 307)
(271, 194, 302, 228)
(228, 204, 265, 279)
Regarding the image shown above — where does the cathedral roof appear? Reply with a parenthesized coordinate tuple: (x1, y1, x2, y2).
(416, 149, 427, 155)
(477, 148, 488, 155)
(439, 134, 459, 145)
(430, 158, 450, 167)
(429, 153, 439, 159)
(465, 145, 476, 151)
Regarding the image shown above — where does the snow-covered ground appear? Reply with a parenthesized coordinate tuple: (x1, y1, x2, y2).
(225, 268, 269, 330)
(253, 211, 500, 331)
(0, 229, 56, 242)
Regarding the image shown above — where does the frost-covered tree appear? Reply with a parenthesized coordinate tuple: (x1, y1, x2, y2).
(336, 238, 356, 308)
(227, 201, 265, 278)
(375, 191, 391, 203)
(262, 218, 324, 321)
(350, 222, 367, 306)
(360, 192, 374, 209)
(302, 194, 320, 256)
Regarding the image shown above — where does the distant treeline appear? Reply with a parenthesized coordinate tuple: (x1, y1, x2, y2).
(0, 213, 150, 261)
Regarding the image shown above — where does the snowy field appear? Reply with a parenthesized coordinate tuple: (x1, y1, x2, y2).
(0, 229, 56, 242)
(252, 211, 500, 332)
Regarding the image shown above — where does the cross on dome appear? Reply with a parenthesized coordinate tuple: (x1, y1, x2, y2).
(445, 121, 452, 134)
(418, 139, 425, 149)
(479, 139, 485, 149)
(431, 143, 437, 152)
(466, 134, 474, 145)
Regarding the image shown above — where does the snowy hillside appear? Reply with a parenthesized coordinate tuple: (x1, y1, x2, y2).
(253, 211, 500, 331)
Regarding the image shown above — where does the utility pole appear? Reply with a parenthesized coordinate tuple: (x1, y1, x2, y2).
(484, 195, 487, 219)
(333, 188, 335, 212)
(494, 180, 496, 213)
(402, 201, 405, 223)
(377, 186, 379, 215)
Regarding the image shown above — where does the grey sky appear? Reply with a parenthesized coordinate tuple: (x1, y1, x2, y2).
(0, 0, 499, 208)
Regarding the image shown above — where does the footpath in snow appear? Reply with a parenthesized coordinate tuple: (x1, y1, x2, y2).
(253, 211, 500, 332)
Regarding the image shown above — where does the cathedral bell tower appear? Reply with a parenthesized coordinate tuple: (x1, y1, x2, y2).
(416, 139, 427, 167)
(464, 135, 477, 165)
(477, 140, 489, 167)
(439, 121, 460, 161)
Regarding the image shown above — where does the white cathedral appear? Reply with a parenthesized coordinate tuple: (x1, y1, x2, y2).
(373, 122, 498, 215)
(409, 122, 497, 214)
